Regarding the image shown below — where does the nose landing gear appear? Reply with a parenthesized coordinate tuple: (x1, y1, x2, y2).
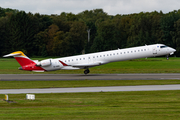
(166, 55, 169, 60)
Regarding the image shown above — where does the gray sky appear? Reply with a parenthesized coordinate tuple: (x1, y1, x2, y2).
(1, 0, 180, 15)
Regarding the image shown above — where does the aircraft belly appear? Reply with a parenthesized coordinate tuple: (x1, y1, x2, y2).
(61, 66, 80, 70)
(41, 66, 60, 71)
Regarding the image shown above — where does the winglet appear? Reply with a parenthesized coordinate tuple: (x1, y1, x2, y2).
(59, 60, 68, 66)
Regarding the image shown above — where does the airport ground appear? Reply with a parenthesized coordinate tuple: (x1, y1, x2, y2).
(1, 90, 180, 120)
(0, 57, 180, 119)
(1, 77, 180, 119)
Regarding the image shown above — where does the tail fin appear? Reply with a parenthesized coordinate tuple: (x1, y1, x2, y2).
(3, 51, 35, 66)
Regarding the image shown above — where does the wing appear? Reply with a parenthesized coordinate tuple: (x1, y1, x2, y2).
(59, 60, 107, 69)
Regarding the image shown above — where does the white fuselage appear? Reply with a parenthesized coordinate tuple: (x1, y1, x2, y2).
(41, 44, 176, 71)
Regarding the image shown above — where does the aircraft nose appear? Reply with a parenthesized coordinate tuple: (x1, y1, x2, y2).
(169, 47, 176, 55)
(172, 48, 176, 52)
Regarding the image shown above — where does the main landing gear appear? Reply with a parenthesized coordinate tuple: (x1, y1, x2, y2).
(84, 69, 90, 75)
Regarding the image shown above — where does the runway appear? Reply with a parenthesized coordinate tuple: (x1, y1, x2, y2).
(1, 84, 180, 94)
(0, 73, 180, 81)
(1, 74, 180, 94)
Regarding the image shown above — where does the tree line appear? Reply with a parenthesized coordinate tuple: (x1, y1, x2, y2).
(0, 7, 180, 57)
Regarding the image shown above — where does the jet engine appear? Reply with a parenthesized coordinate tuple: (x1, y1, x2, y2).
(36, 59, 51, 67)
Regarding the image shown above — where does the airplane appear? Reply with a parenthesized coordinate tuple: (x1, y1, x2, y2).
(3, 44, 176, 74)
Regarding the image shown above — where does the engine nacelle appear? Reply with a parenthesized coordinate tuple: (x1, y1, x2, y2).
(36, 59, 51, 67)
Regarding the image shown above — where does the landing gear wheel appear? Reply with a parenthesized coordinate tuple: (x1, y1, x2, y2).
(84, 69, 90, 75)
(166, 55, 169, 60)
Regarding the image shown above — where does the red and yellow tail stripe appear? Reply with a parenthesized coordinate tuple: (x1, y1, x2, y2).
(3, 51, 45, 71)
(3, 51, 34, 66)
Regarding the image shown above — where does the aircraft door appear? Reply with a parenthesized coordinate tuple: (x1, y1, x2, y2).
(152, 46, 157, 54)
(166, 47, 169, 54)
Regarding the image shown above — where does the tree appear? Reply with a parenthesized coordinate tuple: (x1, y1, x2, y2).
(46, 24, 60, 55)
(67, 21, 87, 55)
(6, 11, 39, 55)
(77, 9, 109, 53)
(0, 17, 8, 55)
(0, 7, 5, 17)
(92, 20, 120, 52)
(172, 19, 180, 56)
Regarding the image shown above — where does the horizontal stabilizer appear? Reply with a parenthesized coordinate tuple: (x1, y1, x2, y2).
(3, 51, 27, 58)
(3, 53, 21, 57)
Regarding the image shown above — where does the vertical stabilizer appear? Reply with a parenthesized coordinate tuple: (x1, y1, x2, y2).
(3, 51, 35, 66)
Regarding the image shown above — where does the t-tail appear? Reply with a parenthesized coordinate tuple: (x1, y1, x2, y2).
(3, 51, 34, 66)
(3, 51, 45, 71)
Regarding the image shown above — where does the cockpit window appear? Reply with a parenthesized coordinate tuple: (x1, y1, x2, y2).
(160, 46, 167, 48)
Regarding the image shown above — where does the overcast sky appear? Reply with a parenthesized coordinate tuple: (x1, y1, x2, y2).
(1, 0, 180, 15)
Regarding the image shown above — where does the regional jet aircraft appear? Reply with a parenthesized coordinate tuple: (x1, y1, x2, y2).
(3, 44, 176, 74)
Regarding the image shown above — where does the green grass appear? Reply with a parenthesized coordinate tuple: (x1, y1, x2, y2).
(0, 57, 180, 119)
(0, 91, 180, 120)
(0, 57, 180, 74)
(0, 80, 180, 89)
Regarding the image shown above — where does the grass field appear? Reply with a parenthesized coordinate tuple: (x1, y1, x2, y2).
(0, 91, 180, 120)
(0, 80, 180, 89)
(0, 57, 180, 119)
